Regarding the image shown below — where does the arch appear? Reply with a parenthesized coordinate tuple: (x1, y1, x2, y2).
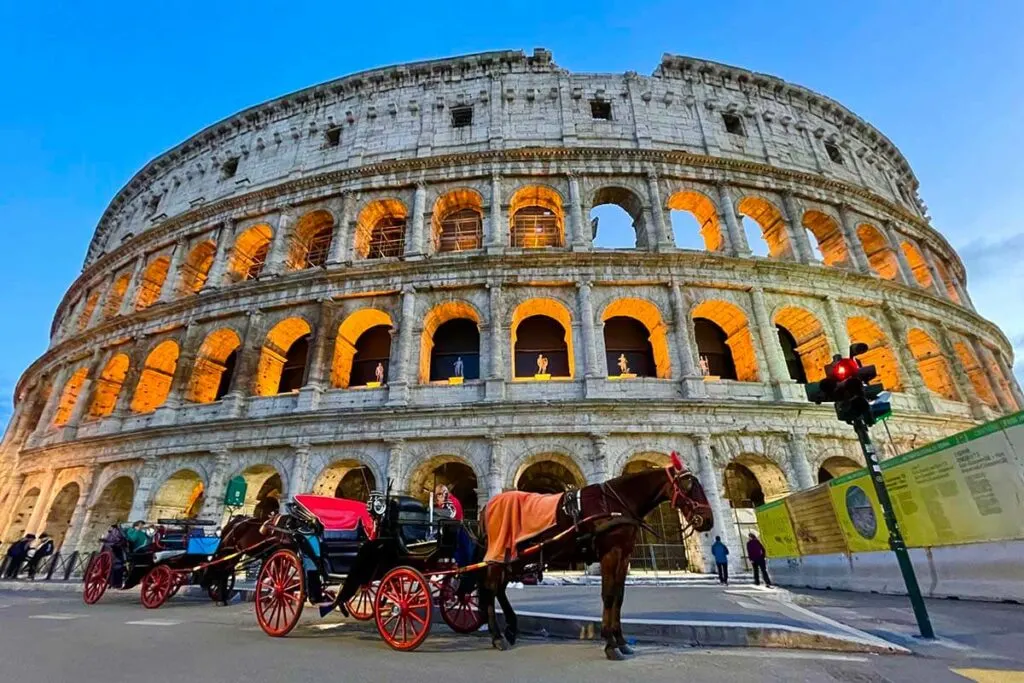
(691, 300, 758, 382)
(931, 258, 962, 304)
(510, 298, 575, 379)
(900, 242, 934, 289)
(312, 459, 378, 501)
(737, 196, 789, 259)
(88, 353, 130, 418)
(515, 453, 585, 494)
(149, 469, 205, 520)
(178, 239, 217, 294)
(667, 189, 723, 252)
(21, 383, 52, 435)
(255, 317, 312, 396)
(135, 255, 170, 309)
(53, 366, 90, 427)
(130, 340, 180, 413)
(4, 487, 40, 542)
(818, 456, 862, 484)
(723, 454, 790, 508)
(433, 189, 483, 253)
(76, 290, 101, 332)
(229, 223, 273, 281)
(103, 273, 131, 319)
(81, 476, 134, 547)
(801, 210, 848, 267)
(846, 317, 902, 391)
(773, 306, 831, 383)
(590, 186, 646, 249)
(288, 209, 335, 270)
(333, 309, 394, 388)
(407, 455, 481, 520)
(953, 341, 998, 408)
(621, 453, 689, 570)
(235, 464, 284, 519)
(187, 328, 242, 403)
(419, 301, 482, 383)
(908, 328, 960, 401)
(43, 483, 81, 549)
(355, 199, 406, 259)
(509, 185, 564, 248)
(601, 298, 670, 379)
(856, 224, 899, 280)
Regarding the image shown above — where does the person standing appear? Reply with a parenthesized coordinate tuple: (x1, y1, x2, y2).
(26, 533, 54, 580)
(4, 534, 35, 579)
(747, 532, 772, 587)
(711, 535, 729, 585)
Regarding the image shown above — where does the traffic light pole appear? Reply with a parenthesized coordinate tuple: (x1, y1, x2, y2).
(852, 417, 935, 639)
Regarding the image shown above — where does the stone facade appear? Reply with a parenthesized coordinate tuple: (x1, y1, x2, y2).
(0, 50, 1020, 571)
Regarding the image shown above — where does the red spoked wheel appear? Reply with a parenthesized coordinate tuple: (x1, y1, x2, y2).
(140, 565, 175, 609)
(346, 583, 376, 621)
(374, 567, 432, 651)
(82, 551, 112, 605)
(255, 550, 306, 637)
(438, 575, 484, 634)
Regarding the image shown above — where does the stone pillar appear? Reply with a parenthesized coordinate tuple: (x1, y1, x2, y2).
(262, 210, 295, 277)
(694, 436, 741, 572)
(326, 192, 354, 265)
(224, 311, 264, 409)
(568, 172, 589, 250)
(717, 183, 750, 257)
(0, 473, 26, 540)
(824, 296, 850, 357)
(921, 246, 948, 298)
(838, 204, 870, 273)
(33, 364, 72, 436)
(670, 282, 705, 398)
(202, 221, 235, 291)
(111, 345, 146, 419)
(938, 326, 984, 419)
(88, 273, 115, 328)
(882, 302, 932, 411)
(884, 221, 917, 286)
(994, 352, 1024, 409)
(199, 449, 231, 522)
(119, 257, 147, 316)
(26, 470, 57, 536)
(487, 174, 505, 251)
(971, 339, 1014, 413)
(297, 301, 333, 411)
(577, 282, 600, 378)
(387, 287, 416, 406)
(384, 440, 406, 494)
(488, 435, 505, 499)
(157, 238, 187, 303)
(590, 433, 609, 483)
(782, 192, 814, 264)
(407, 182, 427, 257)
(952, 278, 974, 311)
(786, 433, 817, 490)
(485, 283, 505, 401)
(128, 458, 160, 522)
(750, 287, 791, 386)
(287, 445, 311, 499)
(646, 172, 672, 250)
(61, 468, 97, 553)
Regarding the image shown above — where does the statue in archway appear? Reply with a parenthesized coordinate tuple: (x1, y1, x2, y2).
(374, 362, 385, 384)
(617, 354, 630, 375)
(699, 354, 710, 376)
(453, 356, 464, 378)
(537, 354, 549, 375)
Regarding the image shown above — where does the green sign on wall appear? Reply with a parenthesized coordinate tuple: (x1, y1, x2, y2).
(224, 476, 247, 507)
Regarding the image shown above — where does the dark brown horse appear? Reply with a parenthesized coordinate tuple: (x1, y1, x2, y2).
(477, 454, 713, 660)
(204, 515, 291, 605)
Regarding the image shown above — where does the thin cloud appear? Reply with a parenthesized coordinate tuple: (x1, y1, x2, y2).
(959, 233, 1024, 283)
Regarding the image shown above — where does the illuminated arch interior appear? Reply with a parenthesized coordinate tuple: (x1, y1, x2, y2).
(229, 224, 273, 281)
(691, 300, 759, 382)
(817, 456, 863, 483)
(288, 209, 334, 270)
(150, 469, 204, 520)
(53, 366, 90, 427)
(773, 306, 831, 383)
(601, 298, 670, 379)
(130, 340, 180, 413)
(355, 199, 407, 259)
(667, 190, 723, 252)
(509, 186, 564, 249)
(179, 239, 217, 294)
(88, 353, 130, 418)
(187, 328, 242, 403)
(76, 290, 101, 332)
(255, 317, 312, 396)
(419, 301, 481, 383)
(510, 298, 575, 379)
(135, 255, 170, 309)
(515, 454, 585, 493)
(846, 316, 902, 391)
(433, 189, 483, 253)
(332, 309, 394, 388)
(723, 454, 790, 508)
(856, 224, 899, 280)
(953, 341, 998, 408)
(908, 328, 960, 401)
(900, 242, 934, 289)
(737, 196, 789, 259)
(103, 273, 131, 319)
(801, 210, 848, 267)
(312, 459, 377, 501)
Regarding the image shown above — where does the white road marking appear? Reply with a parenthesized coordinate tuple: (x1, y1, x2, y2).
(124, 619, 181, 626)
(29, 613, 82, 620)
(683, 649, 870, 663)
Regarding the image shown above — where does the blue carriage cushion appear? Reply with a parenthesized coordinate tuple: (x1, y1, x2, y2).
(187, 537, 220, 555)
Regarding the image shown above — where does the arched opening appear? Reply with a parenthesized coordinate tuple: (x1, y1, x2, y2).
(130, 340, 180, 413)
(332, 309, 394, 388)
(667, 189, 723, 252)
(408, 457, 480, 520)
(590, 187, 645, 249)
(692, 300, 758, 382)
(88, 353, 130, 418)
(604, 317, 656, 378)
(801, 210, 848, 267)
(601, 298, 671, 379)
(847, 317, 902, 391)
(149, 470, 205, 521)
(135, 256, 170, 310)
(187, 329, 242, 403)
(288, 210, 334, 270)
(237, 465, 283, 519)
(857, 224, 899, 280)
(229, 224, 273, 281)
(773, 307, 831, 384)
(932, 259, 962, 304)
(4, 488, 40, 543)
(53, 367, 90, 427)
(516, 456, 585, 494)
(419, 301, 481, 383)
(355, 199, 407, 259)
(511, 299, 574, 379)
(312, 460, 377, 501)
(178, 239, 217, 294)
(509, 186, 564, 249)
(900, 242, 934, 289)
(43, 483, 81, 549)
(953, 341, 998, 408)
(433, 189, 483, 253)
(21, 384, 51, 436)
(908, 328, 960, 401)
(737, 196, 788, 258)
(103, 273, 131, 319)
(623, 455, 689, 570)
(82, 476, 134, 547)
(255, 317, 312, 396)
(76, 290, 101, 332)
(817, 456, 862, 484)
(723, 455, 790, 508)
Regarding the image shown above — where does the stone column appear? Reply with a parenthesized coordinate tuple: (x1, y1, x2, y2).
(157, 238, 187, 303)
(202, 221, 235, 291)
(971, 339, 1014, 413)
(326, 192, 354, 265)
(994, 352, 1024, 409)
(921, 246, 948, 298)
(0, 473, 27, 540)
(669, 282, 698, 378)
(952, 278, 975, 311)
(646, 172, 672, 250)
(262, 210, 295, 277)
(487, 174, 505, 251)
(750, 287, 790, 385)
(786, 433, 817, 490)
(883, 221, 917, 286)
(577, 282, 600, 377)
(568, 172, 589, 250)
(128, 458, 160, 522)
(694, 436, 741, 572)
(882, 302, 931, 411)
(488, 435, 505, 499)
(198, 449, 232, 522)
(61, 468, 97, 553)
(111, 345, 146, 419)
(223, 311, 264, 413)
(119, 257, 147, 316)
(824, 296, 850, 357)
(387, 287, 416, 406)
(838, 204, 871, 273)
(485, 284, 506, 401)
(26, 470, 57, 536)
(589, 433, 609, 483)
(297, 301, 333, 411)
(782, 192, 814, 264)
(938, 326, 984, 419)
(88, 273, 115, 328)
(407, 182, 427, 258)
(384, 440, 406, 494)
(33, 363, 72, 436)
(717, 183, 750, 257)
(287, 445, 311, 499)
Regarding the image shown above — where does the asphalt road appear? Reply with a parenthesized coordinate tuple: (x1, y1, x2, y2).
(0, 589, 1021, 683)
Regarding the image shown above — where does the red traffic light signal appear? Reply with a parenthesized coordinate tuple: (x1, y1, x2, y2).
(832, 358, 859, 381)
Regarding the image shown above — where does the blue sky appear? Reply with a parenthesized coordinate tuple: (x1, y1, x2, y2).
(1, 1, 1022, 427)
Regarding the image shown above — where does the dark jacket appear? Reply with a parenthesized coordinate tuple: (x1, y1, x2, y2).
(6, 539, 30, 560)
(35, 539, 54, 559)
(747, 537, 766, 561)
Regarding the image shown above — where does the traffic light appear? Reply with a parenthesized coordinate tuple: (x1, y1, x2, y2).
(804, 343, 892, 426)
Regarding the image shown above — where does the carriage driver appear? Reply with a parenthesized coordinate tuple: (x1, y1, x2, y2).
(433, 485, 463, 521)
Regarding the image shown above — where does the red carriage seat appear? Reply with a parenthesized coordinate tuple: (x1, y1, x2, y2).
(293, 495, 376, 540)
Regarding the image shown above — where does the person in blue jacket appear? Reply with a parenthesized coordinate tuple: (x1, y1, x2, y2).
(711, 536, 730, 585)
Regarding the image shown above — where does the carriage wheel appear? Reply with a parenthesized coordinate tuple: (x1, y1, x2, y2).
(346, 583, 376, 621)
(140, 565, 175, 609)
(374, 567, 432, 651)
(168, 572, 185, 598)
(439, 575, 484, 634)
(255, 550, 305, 637)
(208, 572, 236, 603)
(82, 551, 112, 605)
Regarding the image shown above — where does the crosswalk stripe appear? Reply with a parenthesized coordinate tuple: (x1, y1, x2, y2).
(29, 613, 82, 620)
(124, 619, 181, 626)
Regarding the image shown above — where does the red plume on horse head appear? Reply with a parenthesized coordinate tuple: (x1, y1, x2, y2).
(670, 451, 685, 471)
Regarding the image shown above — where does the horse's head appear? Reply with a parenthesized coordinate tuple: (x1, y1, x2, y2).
(666, 452, 714, 533)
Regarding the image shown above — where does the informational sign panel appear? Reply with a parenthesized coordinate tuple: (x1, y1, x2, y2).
(754, 499, 800, 558)
(827, 470, 889, 553)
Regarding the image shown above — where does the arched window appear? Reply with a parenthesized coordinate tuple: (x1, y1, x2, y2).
(856, 224, 898, 280)
(514, 315, 570, 378)
(817, 456, 862, 484)
(89, 353, 130, 418)
(130, 340, 180, 413)
(604, 316, 656, 378)
(846, 317, 903, 391)
(723, 455, 790, 508)
(429, 319, 480, 381)
(135, 256, 170, 309)
(437, 208, 482, 253)
(900, 242, 934, 289)
(802, 210, 849, 267)
(667, 190, 723, 252)
(53, 367, 90, 426)
(103, 274, 131, 319)
(76, 290, 101, 332)
(516, 458, 584, 494)
(590, 187, 645, 249)
(693, 318, 737, 380)
(277, 334, 310, 393)
(255, 318, 312, 396)
(187, 329, 242, 403)
(289, 210, 334, 270)
(509, 186, 564, 249)
(355, 199, 407, 259)
(908, 328, 960, 401)
(776, 325, 807, 383)
(351, 325, 392, 387)
(179, 240, 217, 294)
(229, 224, 273, 281)
(774, 307, 830, 384)
(737, 196, 789, 259)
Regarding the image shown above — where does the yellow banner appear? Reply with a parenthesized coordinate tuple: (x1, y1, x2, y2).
(827, 470, 889, 553)
(754, 500, 800, 558)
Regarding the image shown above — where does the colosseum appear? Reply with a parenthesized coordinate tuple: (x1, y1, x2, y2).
(1, 48, 1020, 572)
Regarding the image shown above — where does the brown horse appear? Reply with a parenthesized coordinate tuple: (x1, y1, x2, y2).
(204, 515, 291, 605)
(477, 454, 713, 660)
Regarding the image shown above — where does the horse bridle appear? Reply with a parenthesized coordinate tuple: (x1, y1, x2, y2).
(664, 466, 707, 539)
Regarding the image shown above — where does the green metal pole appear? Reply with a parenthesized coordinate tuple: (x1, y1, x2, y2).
(852, 418, 935, 639)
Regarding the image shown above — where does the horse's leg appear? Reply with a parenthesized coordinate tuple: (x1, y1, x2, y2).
(494, 576, 517, 646)
(600, 545, 625, 661)
(483, 566, 508, 651)
(613, 542, 633, 655)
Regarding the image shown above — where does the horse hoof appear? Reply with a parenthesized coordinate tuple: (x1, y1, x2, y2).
(618, 643, 635, 656)
(605, 647, 626, 661)
(492, 637, 510, 651)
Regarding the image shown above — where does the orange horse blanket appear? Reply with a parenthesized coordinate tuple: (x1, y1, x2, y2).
(483, 491, 562, 563)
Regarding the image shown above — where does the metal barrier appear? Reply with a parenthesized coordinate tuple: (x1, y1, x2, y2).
(0, 550, 96, 583)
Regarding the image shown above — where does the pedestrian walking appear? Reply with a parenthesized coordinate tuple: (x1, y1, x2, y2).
(26, 533, 55, 580)
(747, 532, 772, 587)
(3, 534, 35, 579)
(711, 535, 729, 585)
